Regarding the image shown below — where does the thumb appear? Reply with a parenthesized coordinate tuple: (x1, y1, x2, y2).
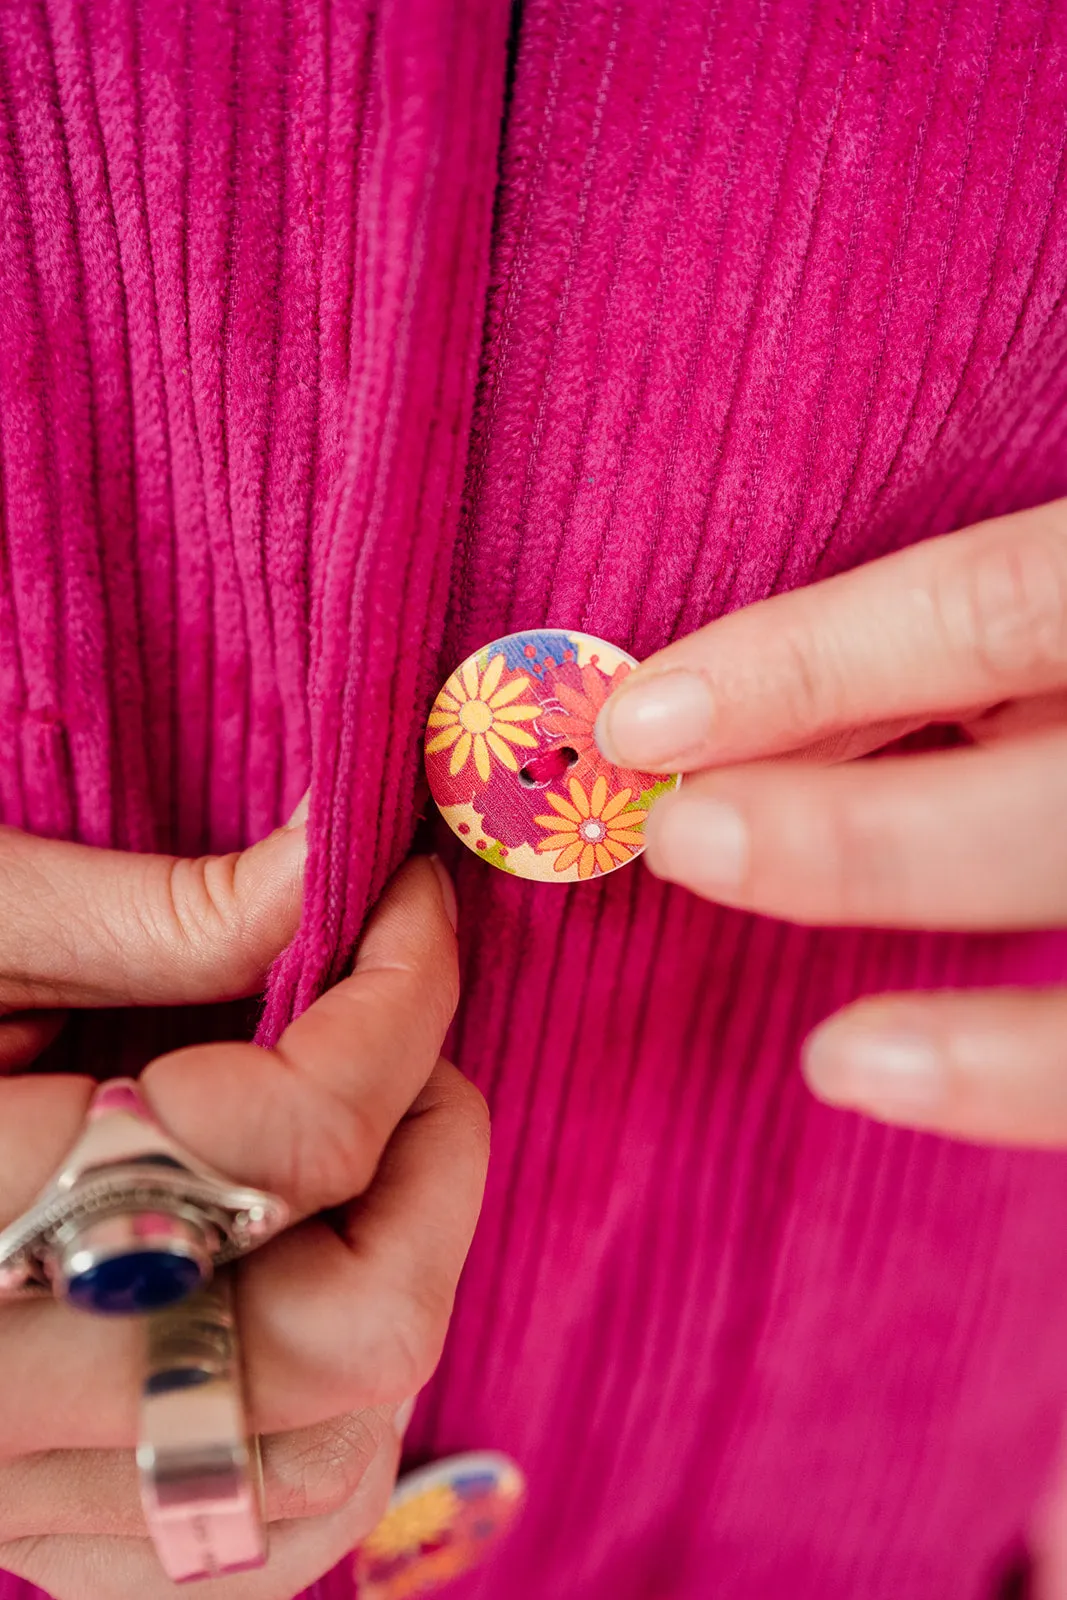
(0, 799, 308, 1012)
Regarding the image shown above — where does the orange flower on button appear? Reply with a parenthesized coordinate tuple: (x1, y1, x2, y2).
(425, 652, 540, 783)
(535, 774, 649, 879)
(539, 658, 651, 791)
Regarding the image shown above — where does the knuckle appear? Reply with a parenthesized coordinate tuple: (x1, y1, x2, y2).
(821, 789, 915, 925)
(463, 1079, 492, 1158)
(162, 853, 259, 989)
(285, 1274, 448, 1420)
(276, 1090, 382, 1211)
(0, 1536, 49, 1586)
(939, 522, 1067, 686)
(451, 1078, 492, 1173)
(770, 627, 845, 742)
(390, 1284, 451, 1393)
(443, 1057, 488, 1113)
(345, 1284, 450, 1408)
(268, 1409, 390, 1521)
(344, 1439, 400, 1542)
(760, 779, 910, 926)
(419, 1060, 491, 1146)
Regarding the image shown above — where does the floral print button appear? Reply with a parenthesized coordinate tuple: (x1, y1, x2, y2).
(424, 629, 680, 881)
(356, 1452, 526, 1599)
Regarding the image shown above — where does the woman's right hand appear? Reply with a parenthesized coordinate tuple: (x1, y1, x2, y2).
(0, 831, 486, 1600)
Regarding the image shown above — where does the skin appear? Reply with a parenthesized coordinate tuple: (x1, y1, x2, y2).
(595, 496, 1067, 1148)
(0, 832, 487, 1600)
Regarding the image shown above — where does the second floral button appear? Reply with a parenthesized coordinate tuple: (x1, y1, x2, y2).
(424, 629, 680, 882)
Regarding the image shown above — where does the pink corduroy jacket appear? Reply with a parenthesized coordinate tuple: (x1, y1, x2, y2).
(2, 2, 1067, 1597)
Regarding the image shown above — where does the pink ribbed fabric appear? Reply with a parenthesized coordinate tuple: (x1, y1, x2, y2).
(2, 2, 1067, 1597)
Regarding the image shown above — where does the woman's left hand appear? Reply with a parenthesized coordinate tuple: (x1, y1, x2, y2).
(595, 497, 1067, 1148)
(0, 853, 485, 1600)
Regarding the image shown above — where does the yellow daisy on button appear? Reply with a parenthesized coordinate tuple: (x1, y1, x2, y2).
(535, 773, 648, 879)
(360, 1482, 461, 1562)
(425, 651, 540, 783)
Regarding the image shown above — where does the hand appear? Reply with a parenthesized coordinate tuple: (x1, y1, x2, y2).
(595, 497, 1067, 1149)
(0, 824, 485, 1600)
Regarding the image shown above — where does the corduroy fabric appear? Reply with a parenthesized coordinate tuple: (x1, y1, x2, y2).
(2, 2, 1067, 1598)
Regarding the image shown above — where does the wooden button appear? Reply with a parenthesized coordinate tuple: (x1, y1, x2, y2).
(357, 1452, 526, 1598)
(425, 630, 680, 881)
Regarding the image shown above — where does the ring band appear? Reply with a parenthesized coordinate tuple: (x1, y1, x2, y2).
(138, 1273, 268, 1582)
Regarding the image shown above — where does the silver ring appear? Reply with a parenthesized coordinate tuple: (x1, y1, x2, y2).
(138, 1273, 267, 1582)
(0, 1079, 288, 1315)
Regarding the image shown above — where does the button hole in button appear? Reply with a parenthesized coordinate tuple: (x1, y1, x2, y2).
(517, 747, 579, 788)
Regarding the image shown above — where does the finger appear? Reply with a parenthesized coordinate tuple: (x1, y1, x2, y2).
(0, 1010, 65, 1070)
(0, 861, 459, 1453)
(802, 988, 1067, 1147)
(963, 689, 1067, 745)
(0, 1058, 488, 1448)
(780, 694, 1067, 766)
(0, 803, 307, 1011)
(240, 1057, 490, 1430)
(0, 857, 454, 1228)
(0, 1074, 96, 1219)
(141, 855, 460, 1218)
(642, 727, 1067, 928)
(0, 1405, 405, 1538)
(1, 1429, 399, 1600)
(595, 498, 1067, 771)
(766, 716, 930, 765)
(0, 860, 456, 1230)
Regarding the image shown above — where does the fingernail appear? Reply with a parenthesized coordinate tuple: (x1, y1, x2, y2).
(803, 1020, 945, 1111)
(394, 1395, 417, 1438)
(595, 670, 713, 767)
(646, 795, 748, 891)
(284, 790, 310, 829)
(428, 855, 458, 931)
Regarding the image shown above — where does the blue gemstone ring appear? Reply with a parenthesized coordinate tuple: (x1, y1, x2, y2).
(0, 1079, 288, 1316)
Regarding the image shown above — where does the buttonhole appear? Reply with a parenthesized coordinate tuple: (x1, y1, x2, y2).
(518, 747, 579, 788)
